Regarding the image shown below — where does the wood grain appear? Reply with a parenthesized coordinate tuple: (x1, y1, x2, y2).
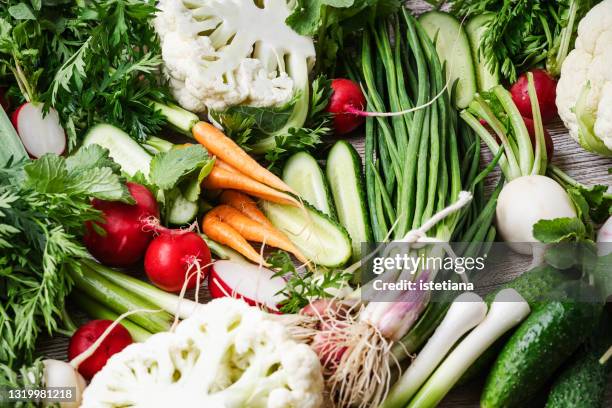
(36, 1, 611, 407)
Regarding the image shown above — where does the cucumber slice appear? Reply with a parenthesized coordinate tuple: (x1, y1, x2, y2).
(167, 193, 199, 225)
(325, 141, 372, 262)
(282, 152, 336, 218)
(420, 11, 477, 109)
(466, 13, 500, 92)
(261, 200, 352, 267)
(152, 102, 199, 135)
(83, 124, 151, 177)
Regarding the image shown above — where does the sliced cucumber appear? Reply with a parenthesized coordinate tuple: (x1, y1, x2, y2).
(326, 141, 372, 262)
(152, 102, 199, 135)
(260, 200, 352, 267)
(282, 152, 336, 218)
(466, 13, 500, 92)
(83, 124, 151, 177)
(420, 11, 477, 109)
(167, 193, 199, 225)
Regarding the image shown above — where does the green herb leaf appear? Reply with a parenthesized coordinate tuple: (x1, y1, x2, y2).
(149, 145, 211, 190)
(8, 4, 36, 21)
(533, 217, 587, 243)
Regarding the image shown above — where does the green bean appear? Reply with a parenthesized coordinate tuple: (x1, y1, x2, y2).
(365, 116, 383, 242)
(370, 161, 397, 224)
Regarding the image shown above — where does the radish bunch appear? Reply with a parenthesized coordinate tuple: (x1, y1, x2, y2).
(12, 102, 66, 158)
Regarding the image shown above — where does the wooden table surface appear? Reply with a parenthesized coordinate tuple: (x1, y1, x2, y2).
(37, 1, 611, 407)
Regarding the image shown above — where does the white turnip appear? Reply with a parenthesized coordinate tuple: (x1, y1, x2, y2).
(42, 359, 86, 408)
(208, 260, 286, 311)
(496, 175, 577, 254)
(144, 231, 212, 293)
(326, 78, 366, 135)
(11, 102, 66, 158)
(83, 182, 159, 267)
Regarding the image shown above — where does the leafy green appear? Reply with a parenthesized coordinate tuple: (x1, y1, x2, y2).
(533, 217, 588, 243)
(0, 145, 129, 368)
(0, 0, 171, 149)
(210, 75, 333, 168)
(149, 145, 211, 190)
(268, 251, 351, 314)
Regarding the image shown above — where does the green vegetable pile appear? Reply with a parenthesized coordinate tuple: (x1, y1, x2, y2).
(0, 0, 170, 147)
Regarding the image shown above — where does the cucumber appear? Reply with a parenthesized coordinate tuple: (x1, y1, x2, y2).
(152, 102, 199, 135)
(419, 11, 477, 109)
(326, 141, 372, 262)
(260, 200, 352, 267)
(83, 124, 151, 177)
(282, 152, 336, 218)
(481, 301, 602, 408)
(545, 351, 609, 408)
(545, 314, 612, 408)
(167, 192, 199, 225)
(459, 265, 570, 384)
(465, 13, 500, 92)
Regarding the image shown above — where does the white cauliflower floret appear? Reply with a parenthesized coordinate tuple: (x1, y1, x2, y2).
(556, 0, 612, 156)
(81, 298, 324, 408)
(154, 0, 315, 113)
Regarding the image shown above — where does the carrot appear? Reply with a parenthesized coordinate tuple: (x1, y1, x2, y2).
(219, 190, 274, 228)
(192, 121, 296, 194)
(202, 211, 269, 266)
(213, 205, 308, 264)
(215, 159, 241, 174)
(203, 165, 300, 207)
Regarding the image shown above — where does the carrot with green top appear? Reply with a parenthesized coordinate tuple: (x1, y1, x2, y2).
(192, 121, 296, 194)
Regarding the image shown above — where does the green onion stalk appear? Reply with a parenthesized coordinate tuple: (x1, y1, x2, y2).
(295, 11, 498, 408)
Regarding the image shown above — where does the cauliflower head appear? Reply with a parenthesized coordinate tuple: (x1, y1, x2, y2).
(556, 0, 612, 157)
(81, 298, 324, 408)
(154, 0, 316, 113)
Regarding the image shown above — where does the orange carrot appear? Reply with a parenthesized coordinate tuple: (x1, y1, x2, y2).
(213, 205, 308, 264)
(215, 159, 241, 174)
(219, 190, 274, 228)
(192, 121, 296, 194)
(202, 210, 268, 266)
(203, 165, 299, 207)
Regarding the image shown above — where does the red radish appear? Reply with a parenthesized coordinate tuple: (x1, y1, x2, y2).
(208, 260, 286, 311)
(11, 102, 66, 157)
(326, 78, 367, 135)
(84, 182, 159, 267)
(68, 320, 132, 380)
(523, 117, 554, 159)
(144, 231, 211, 292)
(510, 69, 557, 123)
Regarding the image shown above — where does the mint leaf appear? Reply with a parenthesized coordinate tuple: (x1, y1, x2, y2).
(149, 145, 210, 190)
(23, 154, 69, 193)
(65, 144, 121, 174)
(533, 217, 587, 243)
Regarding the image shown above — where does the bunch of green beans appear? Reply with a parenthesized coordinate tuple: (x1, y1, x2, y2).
(346, 10, 501, 357)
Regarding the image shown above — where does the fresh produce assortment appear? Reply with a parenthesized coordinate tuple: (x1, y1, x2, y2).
(0, 1, 610, 408)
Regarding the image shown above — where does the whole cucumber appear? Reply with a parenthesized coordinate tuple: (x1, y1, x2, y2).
(545, 351, 609, 408)
(481, 301, 602, 408)
(545, 314, 612, 408)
